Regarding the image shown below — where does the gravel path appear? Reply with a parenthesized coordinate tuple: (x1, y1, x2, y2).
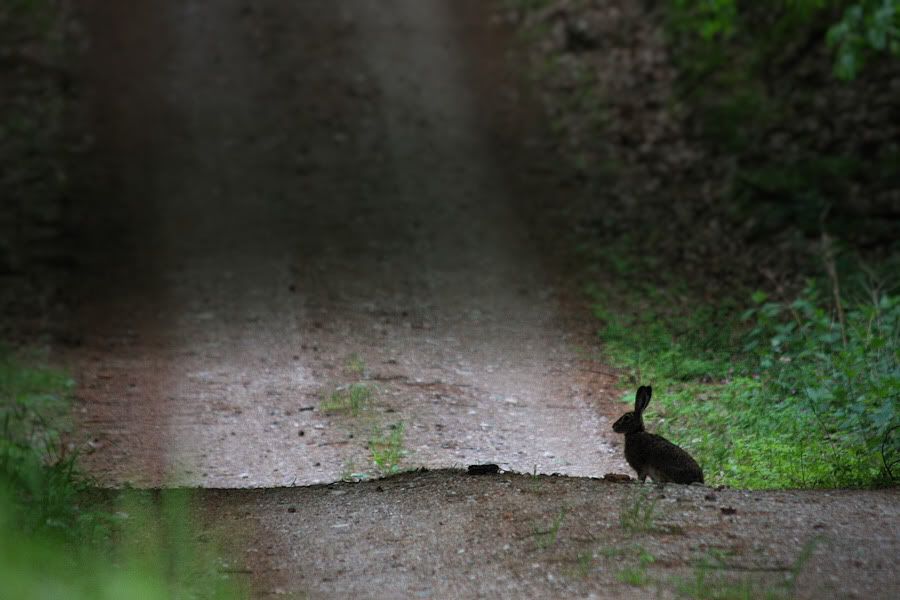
(67, 0, 621, 489)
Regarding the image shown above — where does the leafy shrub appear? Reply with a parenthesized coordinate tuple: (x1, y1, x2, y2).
(828, 0, 900, 79)
(596, 274, 898, 488)
(668, 0, 900, 81)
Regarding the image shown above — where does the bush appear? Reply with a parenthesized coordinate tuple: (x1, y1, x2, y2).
(668, 0, 900, 81)
(828, 0, 900, 79)
(596, 274, 899, 489)
(740, 281, 899, 485)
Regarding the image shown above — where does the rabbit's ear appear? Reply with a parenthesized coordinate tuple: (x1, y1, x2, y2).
(634, 386, 645, 403)
(635, 386, 652, 413)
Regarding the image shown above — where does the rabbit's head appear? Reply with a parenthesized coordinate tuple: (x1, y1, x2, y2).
(612, 386, 651, 434)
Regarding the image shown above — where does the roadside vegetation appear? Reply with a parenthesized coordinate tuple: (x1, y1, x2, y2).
(506, 0, 899, 489)
(369, 422, 406, 475)
(0, 351, 246, 599)
(593, 269, 898, 489)
(2, 3, 246, 597)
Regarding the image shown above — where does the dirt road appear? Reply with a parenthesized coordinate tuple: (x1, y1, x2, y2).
(68, 0, 621, 488)
(62, 0, 898, 598)
(200, 469, 898, 599)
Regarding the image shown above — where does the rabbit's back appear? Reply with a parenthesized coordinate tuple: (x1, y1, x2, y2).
(625, 432, 704, 484)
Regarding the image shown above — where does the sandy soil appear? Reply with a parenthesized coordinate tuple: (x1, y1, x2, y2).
(58, 0, 899, 598)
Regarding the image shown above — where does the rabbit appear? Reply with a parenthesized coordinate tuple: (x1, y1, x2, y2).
(612, 385, 704, 484)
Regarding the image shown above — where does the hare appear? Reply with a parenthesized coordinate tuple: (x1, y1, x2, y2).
(612, 386, 704, 484)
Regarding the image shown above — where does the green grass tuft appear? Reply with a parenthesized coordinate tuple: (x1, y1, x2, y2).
(369, 422, 406, 475)
(533, 506, 567, 549)
(619, 487, 662, 534)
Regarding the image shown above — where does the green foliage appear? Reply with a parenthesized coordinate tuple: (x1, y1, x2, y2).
(740, 281, 899, 485)
(613, 546, 655, 587)
(595, 269, 899, 489)
(617, 564, 650, 587)
(0, 352, 245, 599)
(670, 0, 740, 42)
(668, 1, 900, 81)
(369, 422, 405, 475)
(321, 383, 373, 417)
(0, 489, 246, 600)
(735, 156, 865, 237)
(102, 490, 245, 600)
(828, 0, 900, 79)
(0, 353, 82, 539)
(658, 2, 899, 251)
(595, 544, 657, 586)
(594, 285, 738, 385)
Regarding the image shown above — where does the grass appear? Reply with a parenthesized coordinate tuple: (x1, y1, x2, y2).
(324, 373, 412, 479)
(340, 459, 370, 482)
(321, 383, 373, 417)
(523, 465, 547, 494)
(619, 487, 661, 534)
(617, 564, 650, 587)
(595, 544, 656, 587)
(617, 547, 655, 587)
(0, 350, 246, 599)
(593, 264, 899, 489)
(532, 506, 567, 549)
(616, 565, 646, 586)
(595, 538, 815, 596)
(369, 422, 405, 475)
(323, 353, 376, 418)
(344, 353, 366, 377)
(570, 550, 594, 578)
(0, 352, 81, 538)
(675, 540, 818, 599)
